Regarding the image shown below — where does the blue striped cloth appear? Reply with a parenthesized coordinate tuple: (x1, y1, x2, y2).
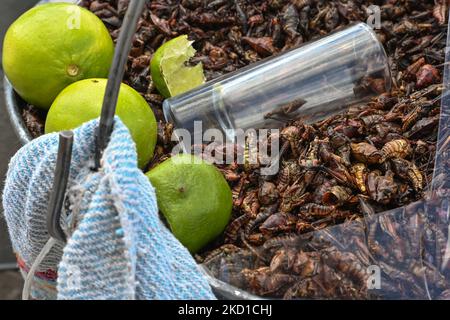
(3, 118, 215, 300)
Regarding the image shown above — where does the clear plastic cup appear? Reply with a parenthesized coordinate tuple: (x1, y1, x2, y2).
(163, 23, 391, 142)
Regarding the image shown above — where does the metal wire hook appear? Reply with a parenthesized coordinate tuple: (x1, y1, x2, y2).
(47, 131, 74, 243)
(94, 0, 147, 170)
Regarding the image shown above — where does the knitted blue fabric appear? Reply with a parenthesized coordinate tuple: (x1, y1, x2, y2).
(3, 118, 215, 300)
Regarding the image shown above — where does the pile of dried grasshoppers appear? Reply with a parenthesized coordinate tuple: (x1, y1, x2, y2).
(202, 199, 450, 299)
(19, 0, 450, 299)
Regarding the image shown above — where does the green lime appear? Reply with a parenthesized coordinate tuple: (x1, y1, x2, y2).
(146, 154, 232, 253)
(45, 79, 157, 169)
(3, 3, 114, 109)
(150, 35, 205, 98)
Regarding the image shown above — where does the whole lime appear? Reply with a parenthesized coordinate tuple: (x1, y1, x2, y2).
(151, 35, 205, 98)
(3, 3, 114, 109)
(45, 79, 157, 169)
(146, 154, 232, 253)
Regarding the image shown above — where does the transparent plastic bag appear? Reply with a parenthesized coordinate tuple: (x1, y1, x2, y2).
(201, 19, 450, 301)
